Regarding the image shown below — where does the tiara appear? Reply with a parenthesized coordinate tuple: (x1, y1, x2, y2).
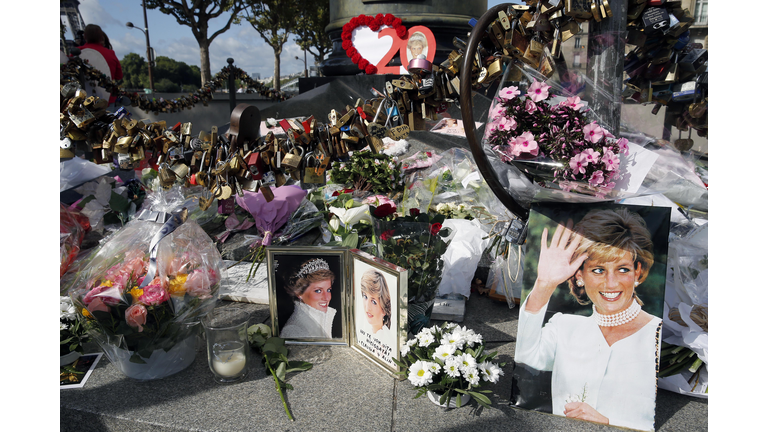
(296, 258, 330, 279)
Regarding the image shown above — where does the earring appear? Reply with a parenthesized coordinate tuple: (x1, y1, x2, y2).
(634, 281, 639, 287)
(576, 279, 584, 287)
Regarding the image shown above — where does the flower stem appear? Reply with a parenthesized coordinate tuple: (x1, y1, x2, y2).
(263, 353, 294, 421)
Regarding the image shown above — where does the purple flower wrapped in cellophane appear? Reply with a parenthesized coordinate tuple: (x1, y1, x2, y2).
(234, 185, 307, 246)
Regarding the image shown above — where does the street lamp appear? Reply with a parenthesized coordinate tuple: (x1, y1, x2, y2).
(126, 2, 154, 93)
(295, 51, 308, 78)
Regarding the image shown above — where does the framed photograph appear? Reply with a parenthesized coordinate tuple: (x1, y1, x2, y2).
(349, 249, 408, 378)
(267, 246, 349, 345)
(60, 353, 103, 389)
(511, 202, 670, 432)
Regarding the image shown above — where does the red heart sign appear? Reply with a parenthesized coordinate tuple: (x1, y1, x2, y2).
(342, 14, 436, 75)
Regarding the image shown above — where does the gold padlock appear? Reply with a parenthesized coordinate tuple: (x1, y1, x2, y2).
(280, 147, 304, 170)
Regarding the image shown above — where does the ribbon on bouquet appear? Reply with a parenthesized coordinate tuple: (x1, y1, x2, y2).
(214, 214, 256, 243)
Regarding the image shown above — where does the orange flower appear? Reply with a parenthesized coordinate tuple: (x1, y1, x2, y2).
(168, 274, 188, 297)
(81, 308, 93, 319)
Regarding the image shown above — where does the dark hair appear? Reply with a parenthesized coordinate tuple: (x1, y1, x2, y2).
(567, 208, 655, 306)
(360, 269, 391, 329)
(83, 24, 105, 44)
(284, 259, 335, 299)
(102, 33, 112, 50)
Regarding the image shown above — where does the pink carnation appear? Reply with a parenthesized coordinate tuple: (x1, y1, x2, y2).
(139, 282, 170, 306)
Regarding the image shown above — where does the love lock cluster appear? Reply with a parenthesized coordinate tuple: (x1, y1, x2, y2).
(622, 0, 707, 144)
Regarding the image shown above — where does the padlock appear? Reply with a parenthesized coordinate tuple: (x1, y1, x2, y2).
(300, 153, 327, 189)
(158, 163, 178, 188)
(280, 146, 304, 170)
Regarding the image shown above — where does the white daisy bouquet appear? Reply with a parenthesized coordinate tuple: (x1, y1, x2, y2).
(393, 322, 505, 408)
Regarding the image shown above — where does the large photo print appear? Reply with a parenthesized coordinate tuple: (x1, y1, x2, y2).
(511, 202, 670, 432)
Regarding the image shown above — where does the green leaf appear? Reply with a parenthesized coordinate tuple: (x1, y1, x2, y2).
(469, 391, 492, 407)
(341, 232, 359, 248)
(109, 191, 131, 213)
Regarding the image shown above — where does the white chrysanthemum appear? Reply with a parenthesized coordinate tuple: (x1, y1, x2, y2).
(465, 330, 483, 348)
(401, 343, 411, 355)
(444, 358, 462, 377)
(443, 322, 459, 332)
(458, 353, 477, 372)
(407, 338, 417, 347)
(479, 361, 503, 383)
(441, 329, 466, 350)
(60, 296, 77, 321)
(433, 344, 457, 361)
(463, 367, 480, 386)
(417, 331, 435, 347)
(408, 361, 434, 387)
(60, 322, 69, 331)
(427, 362, 441, 374)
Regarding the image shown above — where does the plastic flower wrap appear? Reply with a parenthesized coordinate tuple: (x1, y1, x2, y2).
(485, 79, 630, 199)
(393, 322, 505, 408)
(66, 188, 224, 379)
(60, 204, 87, 277)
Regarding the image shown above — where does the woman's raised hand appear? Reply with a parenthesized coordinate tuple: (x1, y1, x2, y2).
(525, 220, 588, 312)
(536, 220, 588, 288)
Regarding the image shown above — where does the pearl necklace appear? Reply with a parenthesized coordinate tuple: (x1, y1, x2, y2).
(592, 299, 641, 327)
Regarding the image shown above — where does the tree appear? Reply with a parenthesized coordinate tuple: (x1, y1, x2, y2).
(243, 0, 299, 92)
(294, 0, 332, 73)
(120, 53, 148, 89)
(145, 0, 246, 85)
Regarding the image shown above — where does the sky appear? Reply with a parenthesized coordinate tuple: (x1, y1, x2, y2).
(71, 0, 517, 80)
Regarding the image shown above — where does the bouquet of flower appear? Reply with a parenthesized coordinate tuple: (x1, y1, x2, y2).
(485, 79, 630, 198)
(394, 323, 505, 408)
(374, 208, 451, 304)
(61, 204, 88, 277)
(66, 189, 224, 379)
(61, 296, 88, 356)
(329, 150, 403, 195)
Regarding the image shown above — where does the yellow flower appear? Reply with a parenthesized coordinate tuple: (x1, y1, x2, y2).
(102, 280, 114, 287)
(81, 308, 93, 319)
(168, 274, 188, 297)
(128, 287, 144, 303)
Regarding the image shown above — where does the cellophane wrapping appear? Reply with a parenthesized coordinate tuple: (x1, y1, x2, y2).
(60, 204, 87, 277)
(66, 187, 225, 379)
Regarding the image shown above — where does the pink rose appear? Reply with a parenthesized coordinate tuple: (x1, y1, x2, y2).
(185, 269, 213, 299)
(87, 297, 111, 314)
(139, 283, 170, 306)
(125, 304, 147, 332)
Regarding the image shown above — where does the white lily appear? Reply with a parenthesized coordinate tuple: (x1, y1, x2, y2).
(329, 205, 372, 229)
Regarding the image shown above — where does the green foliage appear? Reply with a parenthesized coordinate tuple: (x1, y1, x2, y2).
(121, 54, 202, 91)
(329, 151, 403, 195)
(374, 211, 451, 302)
(248, 324, 313, 421)
(294, 0, 332, 66)
(242, 0, 299, 91)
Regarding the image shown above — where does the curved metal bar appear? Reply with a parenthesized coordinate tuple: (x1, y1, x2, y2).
(460, 3, 529, 221)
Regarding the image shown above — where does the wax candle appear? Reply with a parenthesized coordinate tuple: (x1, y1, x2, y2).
(212, 350, 247, 377)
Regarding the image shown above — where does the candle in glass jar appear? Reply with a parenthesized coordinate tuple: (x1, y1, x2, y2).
(212, 350, 247, 377)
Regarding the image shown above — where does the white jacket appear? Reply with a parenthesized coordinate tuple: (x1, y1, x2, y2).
(280, 301, 336, 339)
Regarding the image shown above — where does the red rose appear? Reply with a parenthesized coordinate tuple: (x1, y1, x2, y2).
(383, 14, 394, 26)
(373, 203, 396, 218)
(380, 229, 395, 241)
(409, 208, 420, 216)
(358, 58, 369, 70)
(342, 40, 352, 50)
(351, 53, 362, 64)
(365, 64, 377, 75)
(430, 223, 442, 235)
(396, 26, 408, 39)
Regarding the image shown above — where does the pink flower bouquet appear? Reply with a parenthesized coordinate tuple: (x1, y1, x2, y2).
(485, 79, 630, 198)
(66, 196, 224, 379)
